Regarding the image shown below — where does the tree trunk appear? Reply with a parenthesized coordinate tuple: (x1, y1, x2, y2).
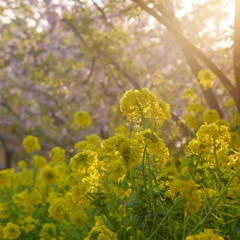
(5, 149, 13, 169)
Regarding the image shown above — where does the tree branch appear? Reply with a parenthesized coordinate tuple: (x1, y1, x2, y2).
(82, 56, 96, 85)
(61, 18, 141, 90)
(234, 0, 240, 111)
(155, 4, 223, 117)
(132, 0, 237, 104)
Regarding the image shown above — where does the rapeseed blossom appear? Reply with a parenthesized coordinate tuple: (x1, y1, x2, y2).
(85, 225, 117, 240)
(17, 160, 27, 169)
(114, 125, 130, 136)
(49, 146, 66, 163)
(48, 197, 67, 220)
(3, 222, 21, 240)
(22, 135, 41, 153)
(39, 223, 56, 240)
(18, 216, 37, 233)
(120, 88, 166, 126)
(39, 166, 58, 184)
(70, 150, 98, 173)
(198, 69, 214, 89)
(74, 111, 92, 128)
(0, 168, 13, 188)
(182, 88, 197, 100)
(169, 180, 203, 213)
(203, 109, 220, 124)
(1, 88, 239, 240)
(86, 134, 100, 146)
(70, 209, 89, 227)
(186, 229, 224, 240)
(32, 155, 47, 168)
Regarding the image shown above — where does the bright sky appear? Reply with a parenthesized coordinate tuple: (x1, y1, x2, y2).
(0, 0, 235, 33)
(175, 0, 235, 30)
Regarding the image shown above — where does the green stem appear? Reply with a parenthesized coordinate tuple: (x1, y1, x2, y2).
(191, 153, 202, 180)
(136, 101, 146, 130)
(188, 169, 239, 235)
(147, 199, 181, 240)
(102, 207, 117, 230)
(142, 145, 152, 212)
(182, 213, 190, 240)
(213, 138, 222, 186)
(146, 152, 157, 212)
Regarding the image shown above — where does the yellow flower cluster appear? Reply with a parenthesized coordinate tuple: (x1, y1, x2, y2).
(186, 123, 231, 168)
(22, 135, 41, 153)
(197, 69, 214, 89)
(183, 103, 204, 130)
(74, 110, 92, 128)
(0, 168, 14, 188)
(1, 88, 239, 240)
(202, 109, 220, 124)
(85, 225, 118, 240)
(49, 146, 66, 163)
(39, 166, 58, 184)
(33, 155, 47, 168)
(74, 134, 100, 152)
(120, 88, 168, 127)
(182, 88, 197, 100)
(169, 180, 203, 213)
(186, 229, 224, 240)
(3, 222, 21, 240)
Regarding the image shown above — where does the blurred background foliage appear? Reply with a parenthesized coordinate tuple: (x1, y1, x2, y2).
(0, 0, 239, 168)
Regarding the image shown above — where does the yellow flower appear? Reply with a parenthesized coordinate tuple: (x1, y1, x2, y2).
(86, 134, 100, 146)
(74, 141, 89, 152)
(0, 203, 8, 219)
(101, 133, 131, 156)
(19, 216, 37, 233)
(227, 178, 240, 199)
(158, 99, 172, 121)
(198, 69, 214, 89)
(203, 110, 220, 124)
(74, 135, 100, 153)
(0, 225, 3, 239)
(183, 114, 199, 130)
(72, 182, 89, 202)
(186, 139, 201, 155)
(187, 103, 204, 114)
(182, 88, 197, 100)
(74, 111, 92, 128)
(224, 98, 235, 108)
(185, 189, 203, 213)
(70, 209, 89, 227)
(32, 155, 47, 168)
(48, 198, 67, 220)
(49, 146, 66, 163)
(39, 223, 56, 239)
(230, 132, 240, 149)
(186, 228, 224, 240)
(98, 233, 110, 240)
(0, 168, 14, 188)
(86, 225, 118, 240)
(107, 159, 127, 181)
(39, 166, 58, 184)
(3, 222, 21, 240)
(22, 189, 43, 208)
(22, 135, 41, 153)
(120, 88, 167, 126)
(70, 150, 98, 173)
(114, 125, 130, 136)
(170, 180, 203, 213)
(18, 161, 27, 169)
